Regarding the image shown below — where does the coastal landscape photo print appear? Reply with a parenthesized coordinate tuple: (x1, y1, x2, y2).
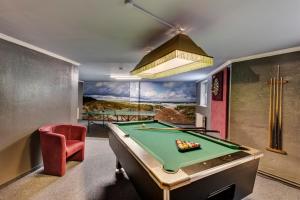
(83, 81, 196, 124)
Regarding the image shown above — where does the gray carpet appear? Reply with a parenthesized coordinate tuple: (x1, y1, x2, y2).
(0, 137, 299, 200)
(0, 138, 140, 200)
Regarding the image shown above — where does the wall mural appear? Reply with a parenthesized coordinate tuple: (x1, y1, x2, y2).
(83, 81, 196, 124)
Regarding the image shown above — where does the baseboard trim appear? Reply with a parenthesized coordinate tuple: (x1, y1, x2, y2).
(257, 170, 300, 189)
(0, 164, 43, 190)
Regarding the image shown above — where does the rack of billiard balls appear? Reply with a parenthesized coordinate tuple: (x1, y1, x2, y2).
(176, 139, 201, 152)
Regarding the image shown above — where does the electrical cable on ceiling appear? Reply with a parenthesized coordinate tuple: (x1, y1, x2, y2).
(125, 0, 213, 79)
(124, 0, 184, 33)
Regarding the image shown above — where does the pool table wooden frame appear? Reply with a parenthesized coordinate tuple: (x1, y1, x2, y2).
(108, 121, 263, 200)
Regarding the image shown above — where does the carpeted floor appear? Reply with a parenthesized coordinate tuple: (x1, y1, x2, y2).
(0, 138, 140, 200)
(0, 124, 299, 200)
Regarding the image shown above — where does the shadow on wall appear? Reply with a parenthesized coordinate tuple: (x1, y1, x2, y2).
(0, 130, 42, 186)
(18, 130, 42, 177)
(29, 130, 42, 167)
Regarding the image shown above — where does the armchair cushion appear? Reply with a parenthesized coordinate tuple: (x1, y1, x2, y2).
(66, 140, 85, 157)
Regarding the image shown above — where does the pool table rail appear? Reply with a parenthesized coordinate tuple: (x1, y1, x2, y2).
(107, 121, 263, 190)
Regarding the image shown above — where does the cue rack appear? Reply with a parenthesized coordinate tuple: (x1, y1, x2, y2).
(266, 65, 287, 155)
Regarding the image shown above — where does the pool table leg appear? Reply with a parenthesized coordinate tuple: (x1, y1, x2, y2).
(163, 189, 170, 200)
(116, 159, 123, 174)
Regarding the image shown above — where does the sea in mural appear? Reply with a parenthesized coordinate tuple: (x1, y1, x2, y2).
(83, 81, 196, 124)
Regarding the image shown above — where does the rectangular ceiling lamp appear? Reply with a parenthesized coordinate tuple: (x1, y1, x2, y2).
(110, 74, 142, 80)
(131, 34, 213, 79)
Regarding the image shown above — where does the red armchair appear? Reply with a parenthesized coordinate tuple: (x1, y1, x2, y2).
(38, 124, 87, 176)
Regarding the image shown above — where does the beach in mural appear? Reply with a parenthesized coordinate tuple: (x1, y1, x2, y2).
(83, 81, 196, 124)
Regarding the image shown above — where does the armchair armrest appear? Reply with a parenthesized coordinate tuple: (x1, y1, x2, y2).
(70, 125, 87, 141)
(40, 132, 66, 155)
(39, 132, 67, 176)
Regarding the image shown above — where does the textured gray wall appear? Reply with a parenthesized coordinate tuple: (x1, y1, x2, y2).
(196, 77, 212, 129)
(0, 39, 78, 186)
(229, 51, 300, 185)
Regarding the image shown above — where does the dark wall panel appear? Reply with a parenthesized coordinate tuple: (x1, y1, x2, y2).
(229, 51, 300, 186)
(0, 39, 78, 186)
(78, 81, 83, 119)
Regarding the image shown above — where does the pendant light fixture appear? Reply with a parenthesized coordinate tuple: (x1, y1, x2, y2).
(126, 0, 213, 79)
(131, 33, 213, 79)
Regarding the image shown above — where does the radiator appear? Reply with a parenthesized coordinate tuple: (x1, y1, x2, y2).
(196, 113, 206, 128)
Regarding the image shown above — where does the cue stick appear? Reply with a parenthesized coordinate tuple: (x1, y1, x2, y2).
(137, 125, 246, 150)
(189, 130, 247, 150)
(278, 76, 283, 149)
(271, 76, 276, 148)
(137, 127, 220, 133)
(274, 65, 280, 149)
(268, 78, 274, 148)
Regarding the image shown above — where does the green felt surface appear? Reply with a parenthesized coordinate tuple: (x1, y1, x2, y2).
(116, 121, 240, 172)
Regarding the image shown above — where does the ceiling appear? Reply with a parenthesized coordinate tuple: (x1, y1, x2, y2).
(1, 0, 300, 81)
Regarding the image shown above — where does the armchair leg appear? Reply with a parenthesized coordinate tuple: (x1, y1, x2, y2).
(69, 149, 85, 161)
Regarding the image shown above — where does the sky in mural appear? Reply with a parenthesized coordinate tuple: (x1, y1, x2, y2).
(84, 82, 130, 101)
(84, 81, 196, 103)
(140, 82, 196, 102)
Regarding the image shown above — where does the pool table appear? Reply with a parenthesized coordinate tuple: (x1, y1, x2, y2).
(108, 120, 263, 200)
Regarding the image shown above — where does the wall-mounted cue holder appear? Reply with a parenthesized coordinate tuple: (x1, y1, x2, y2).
(266, 65, 287, 155)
